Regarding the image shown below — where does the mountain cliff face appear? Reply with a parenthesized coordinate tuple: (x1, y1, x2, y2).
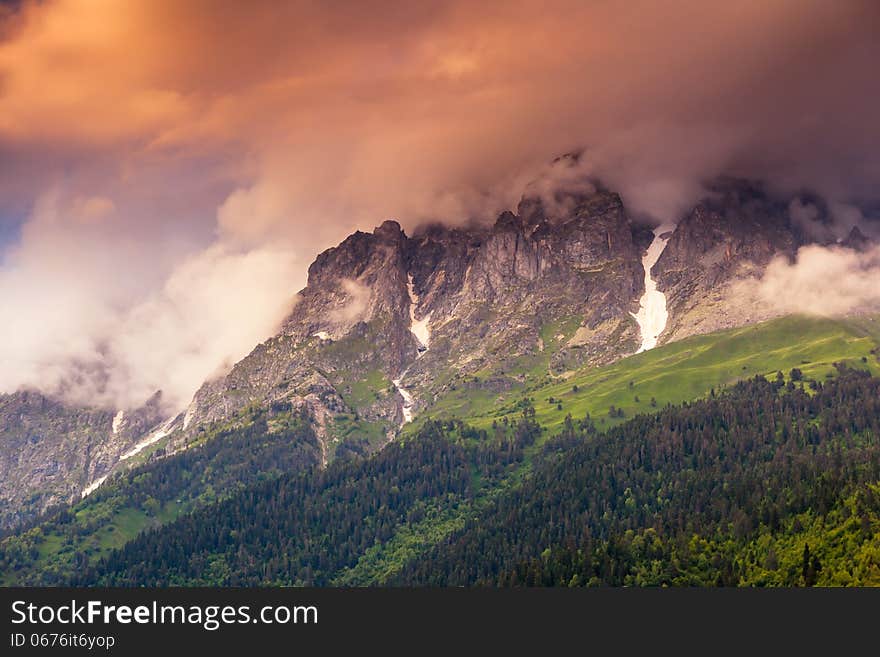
(177, 188, 646, 458)
(176, 180, 877, 458)
(3, 177, 876, 530)
(0, 391, 164, 529)
(651, 180, 806, 342)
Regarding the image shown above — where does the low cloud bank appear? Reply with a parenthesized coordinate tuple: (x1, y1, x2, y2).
(752, 244, 880, 317)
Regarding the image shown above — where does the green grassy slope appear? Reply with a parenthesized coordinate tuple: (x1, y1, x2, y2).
(3, 313, 878, 585)
(319, 315, 880, 584)
(393, 369, 880, 586)
(412, 315, 880, 433)
(72, 367, 880, 587)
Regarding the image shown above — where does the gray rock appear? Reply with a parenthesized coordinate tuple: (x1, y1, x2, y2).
(0, 391, 164, 529)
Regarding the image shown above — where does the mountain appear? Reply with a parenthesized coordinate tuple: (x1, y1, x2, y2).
(176, 187, 647, 459)
(652, 179, 801, 342)
(179, 177, 872, 450)
(2, 168, 876, 583)
(11, 365, 877, 587)
(0, 390, 164, 530)
(1, 176, 876, 533)
(3, 314, 877, 585)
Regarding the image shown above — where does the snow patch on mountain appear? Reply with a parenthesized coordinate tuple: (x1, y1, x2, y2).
(81, 416, 178, 498)
(407, 275, 431, 349)
(182, 402, 196, 430)
(632, 224, 676, 352)
(111, 410, 125, 435)
(391, 275, 434, 426)
(120, 417, 176, 461)
(80, 475, 108, 498)
(392, 377, 415, 424)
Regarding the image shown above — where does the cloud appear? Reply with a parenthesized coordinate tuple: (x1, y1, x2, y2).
(751, 244, 880, 317)
(108, 244, 301, 409)
(70, 195, 116, 224)
(788, 197, 828, 242)
(0, 0, 878, 408)
(0, 190, 300, 410)
(329, 279, 371, 325)
(3, 1, 878, 225)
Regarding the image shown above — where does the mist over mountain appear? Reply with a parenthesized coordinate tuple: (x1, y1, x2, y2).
(1, 2, 879, 589)
(0, 1, 878, 415)
(2, 171, 878, 528)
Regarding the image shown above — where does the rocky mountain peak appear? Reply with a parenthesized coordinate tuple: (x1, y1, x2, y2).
(9, 172, 871, 531)
(177, 181, 652, 461)
(373, 219, 405, 241)
(651, 177, 810, 343)
(493, 210, 523, 231)
(62, 174, 856, 498)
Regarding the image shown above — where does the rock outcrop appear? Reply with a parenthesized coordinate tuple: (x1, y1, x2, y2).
(6, 175, 877, 529)
(653, 179, 804, 342)
(0, 391, 164, 529)
(177, 187, 647, 456)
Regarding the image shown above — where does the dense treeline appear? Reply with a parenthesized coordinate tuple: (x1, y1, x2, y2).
(393, 368, 880, 585)
(496, 481, 880, 587)
(80, 417, 539, 585)
(5, 367, 880, 586)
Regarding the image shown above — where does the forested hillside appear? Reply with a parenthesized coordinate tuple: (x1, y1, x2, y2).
(0, 409, 321, 584)
(23, 366, 877, 587)
(396, 367, 880, 586)
(81, 418, 539, 585)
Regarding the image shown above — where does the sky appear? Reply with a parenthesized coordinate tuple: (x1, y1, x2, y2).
(0, 0, 878, 411)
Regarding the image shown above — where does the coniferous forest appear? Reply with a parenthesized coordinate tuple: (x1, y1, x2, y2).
(81, 417, 538, 586)
(396, 368, 880, 586)
(2, 367, 879, 586)
(2, 0, 880, 608)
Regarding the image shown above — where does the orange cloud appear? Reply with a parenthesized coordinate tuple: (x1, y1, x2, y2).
(0, 0, 877, 409)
